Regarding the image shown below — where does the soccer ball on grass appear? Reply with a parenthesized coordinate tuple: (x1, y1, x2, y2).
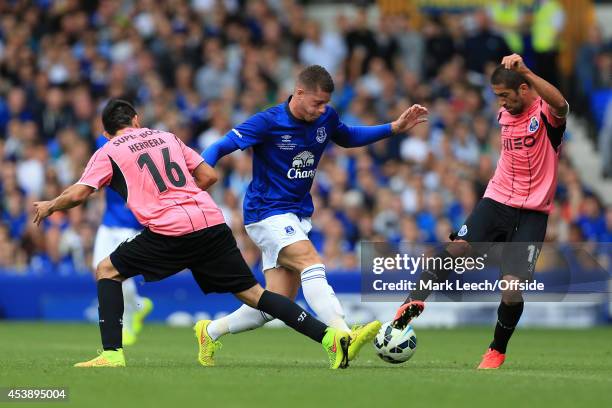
(373, 321, 417, 364)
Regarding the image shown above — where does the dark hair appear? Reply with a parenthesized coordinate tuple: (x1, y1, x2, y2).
(101, 99, 137, 135)
(490, 65, 530, 90)
(297, 65, 335, 93)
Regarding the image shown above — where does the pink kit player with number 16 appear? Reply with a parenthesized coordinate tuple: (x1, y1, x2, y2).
(32, 99, 372, 369)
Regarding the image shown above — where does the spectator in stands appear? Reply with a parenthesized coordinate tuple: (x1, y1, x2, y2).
(577, 195, 608, 242)
(531, 0, 565, 87)
(489, 0, 525, 54)
(394, 13, 424, 79)
(575, 26, 606, 109)
(599, 100, 612, 178)
(298, 20, 346, 76)
(345, 7, 378, 77)
(463, 10, 512, 75)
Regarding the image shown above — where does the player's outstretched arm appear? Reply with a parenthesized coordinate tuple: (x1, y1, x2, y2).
(333, 104, 428, 148)
(502, 54, 568, 117)
(193, 161, 218, 191)
(32, 184, 94, 226)
(201, 136, 240, 167)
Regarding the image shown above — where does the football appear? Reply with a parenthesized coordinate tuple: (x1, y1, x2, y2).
(373, 321, 418, 364)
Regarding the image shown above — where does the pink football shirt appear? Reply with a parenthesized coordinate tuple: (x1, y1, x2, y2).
(484, 97, 566, 214)
(78, 128, 225, 236)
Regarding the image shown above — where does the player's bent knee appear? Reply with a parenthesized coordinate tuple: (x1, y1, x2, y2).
(95, 257, 124, 282)
(277, 241, 322, 272)
(501, 290, 524, 305)
(500, 276, 524, 304)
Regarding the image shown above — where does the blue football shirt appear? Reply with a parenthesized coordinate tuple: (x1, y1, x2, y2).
(95, 135, 142, 229)
(228, 97, 351, 225)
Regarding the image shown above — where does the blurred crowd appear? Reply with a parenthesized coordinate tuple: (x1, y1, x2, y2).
(0, 0, 611, 275)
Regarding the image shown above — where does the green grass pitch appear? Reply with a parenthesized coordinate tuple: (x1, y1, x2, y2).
(1, 322, 611, 408)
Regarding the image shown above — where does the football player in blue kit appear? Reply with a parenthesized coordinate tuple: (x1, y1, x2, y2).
(197, 65, 428, 365)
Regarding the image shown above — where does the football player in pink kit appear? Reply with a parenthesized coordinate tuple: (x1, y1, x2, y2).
(391, 54, 569, 369)
(32, 99, 358, 369)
